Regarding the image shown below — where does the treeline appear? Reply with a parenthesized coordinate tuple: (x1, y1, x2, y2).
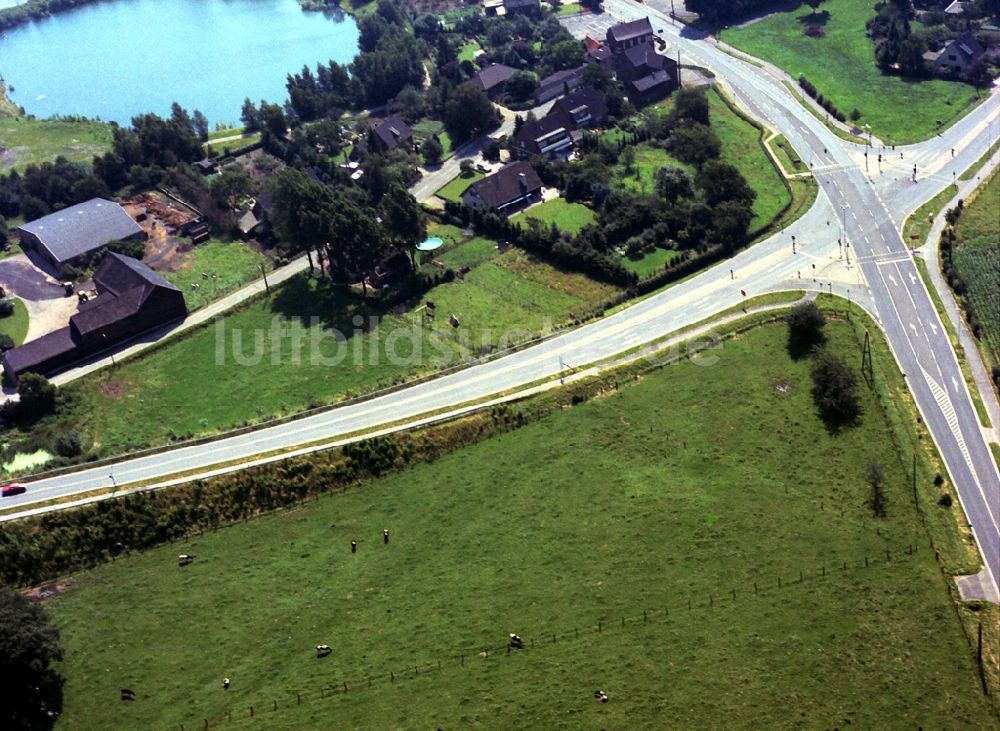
(0, 403, 547, 588)
(0, 0, 105, 33)
(797, 75, 847, 123)
(685, 0, 782, 26)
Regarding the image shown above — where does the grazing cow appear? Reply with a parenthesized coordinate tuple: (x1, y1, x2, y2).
(593, 690, 608, 703)
(316, 645, 332, 658)
(178, 554, 194, 566)
(383, 529, 390, 545)
(223, 678, 230, 690)
(509, 633, 524, 649)
(448, 315, 460, 328)
(351, 540, 358, 553)
(120, 688, 136, 701)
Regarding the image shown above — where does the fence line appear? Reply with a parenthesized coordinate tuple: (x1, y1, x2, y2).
(168, 541, 926, 730)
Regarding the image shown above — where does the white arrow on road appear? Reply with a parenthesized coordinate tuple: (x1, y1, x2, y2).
(927, 320, 938, 335)
(909, 322, 920, 338)
(952, 376, 960, 392)
(909, 272, 918, 285)
(888, 273, 898, 286)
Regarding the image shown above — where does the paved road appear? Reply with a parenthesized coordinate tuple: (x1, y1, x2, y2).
(6, 3, 998, 597)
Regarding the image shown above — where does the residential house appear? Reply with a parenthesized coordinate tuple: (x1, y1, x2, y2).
(551, 86, 608, 129)
(369, 115, 413, 153)
(511, 114, 575, 160)
(934, 32, 985, 76)
(2, 253, 187, 383)
(461, 161, 543, 214)
(482, 0, 539, 15)
(471, 64, 518, 99)
(606, 17, 654, 54)
(18, 198, 146, 271)
(614, 42, 679, 105)
(533, 66, 585, 104)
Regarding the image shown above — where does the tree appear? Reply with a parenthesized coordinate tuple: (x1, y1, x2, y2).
(420, 135, 443, 165)
(191, 110, 209, 141)
(382, 184, 426, 263)
(654, 166, 694, 203)
(19, 195, 49, 222)
(325, 197, 387, 294)
(241, 98, 261, 132)
(785, 301, 826, 359)
(444, 84, 499, 142)
(505, 71, 539, 103)
(17, 373, 57, 420)
(0, 587, 64, 730)
(208, 168, 253, 209)
(810, 349, 860, 429)
(669, 87, 710, 127)
(666, 123, 720, 167)
(696, 160, 755, 207)
(545, 39, 585, 71)
(268, 168, 337, 272)
(710, 199, 753, 249)
(582, 62, 613, 92)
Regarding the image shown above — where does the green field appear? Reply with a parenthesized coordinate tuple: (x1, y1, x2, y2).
(0, 296, 29, 346)
(435, 171, 482, 202)
(160, 240, 272, 312)
(614, 143, 691, 194)
(903, 183, 957, 248)
(458, 40, 481, 63)
(708, 89, 790, 231)
(61, 247, 619, 453)
(514, 198, 595, 235)
(47, 321, 996, 729)
(0, 116, 113, 171)
(723, 0, 981, 144)
(621, 246, 680, 277)
(770, 133, 807, 174)
(411, 120, 455, 160)
(954, 172, 1000, 364)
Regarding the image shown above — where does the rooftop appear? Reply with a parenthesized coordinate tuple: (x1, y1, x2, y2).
(18, 198, 144, 265)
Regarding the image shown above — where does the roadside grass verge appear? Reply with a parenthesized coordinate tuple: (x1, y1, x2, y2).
(434, 171, 482, 202)
(0, 296, 29, 346)
(768, 133, 807, 174)
(959, 139, 1000, 182)
(903, 183, 957, 249)
(514, 198, 595, 235)
(723, 0, 982, 144)
(0, 116, 113, 171)
(160, 240, 272, 312)
(44, 320, 997, 730)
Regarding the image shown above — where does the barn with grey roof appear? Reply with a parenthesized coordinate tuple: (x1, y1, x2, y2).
(17, 198, 146, 270)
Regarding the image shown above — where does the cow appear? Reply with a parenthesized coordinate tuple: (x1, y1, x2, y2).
(316, 645, 332, 658)
(383, 529, 390, 545)
(509, 633, 524, 649)
(178, 554, 194, 566)
(120, 688, 136, 701)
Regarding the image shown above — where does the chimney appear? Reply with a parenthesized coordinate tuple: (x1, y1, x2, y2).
(519, 172, 527, 192)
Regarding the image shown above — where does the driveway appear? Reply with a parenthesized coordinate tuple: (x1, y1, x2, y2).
(0, 253, 80, 342)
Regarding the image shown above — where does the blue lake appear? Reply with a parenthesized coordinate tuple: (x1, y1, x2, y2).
(0, 0, 359, 125)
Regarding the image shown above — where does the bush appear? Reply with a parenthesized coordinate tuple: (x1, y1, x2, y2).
(0, 334, 13, 352)
(16, 374, 57, 421)
(938, 493, 953, 507)
(810, 348, 860, 429)
(0, 298, 13, 317)
(52, 429, 84, 458)
(786, 301, 826, 359)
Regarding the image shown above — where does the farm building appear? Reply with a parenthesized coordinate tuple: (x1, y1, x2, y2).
(2, 253, 187, 383)
(18, 198, 146, 270)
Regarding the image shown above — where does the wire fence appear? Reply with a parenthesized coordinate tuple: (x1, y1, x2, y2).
(167, 540, 929, 731)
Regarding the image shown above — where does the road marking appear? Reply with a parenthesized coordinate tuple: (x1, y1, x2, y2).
(909, 271, 917, 285)
(927, 320, 938, 335)
(921, 366, 983, 492)
(909, 322, 920, 338)
(888, 273, 898, 286)
(952, 376, 960, 392)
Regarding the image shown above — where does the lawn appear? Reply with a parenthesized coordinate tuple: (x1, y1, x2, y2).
(435, 236, 500, 270)
(0, 296, 29, 345)
(434, 170, 483, 202)
(614, 144, 693, 194)
(457, 40, 481, 63)
(0, 116, 113, 171)
(770, 133, 807, 174)
(203, 131, 261, 154)
(159, 240, 272, 312)
(621, 246, 680, 277)
(63, 249, 619, 453)
(954, 171, 1000, 365)
(903, 183, 957, 248)
(514, 198, 595, 235)
(411, 120, 454, 160)
(707, 89, 790, 232)
(47, 321, 996, 730)
(723, 0, 982, 144)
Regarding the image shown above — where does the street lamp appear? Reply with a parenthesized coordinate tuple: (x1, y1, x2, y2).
(109, 473, 117, 492)
(864, 124, 872, 147)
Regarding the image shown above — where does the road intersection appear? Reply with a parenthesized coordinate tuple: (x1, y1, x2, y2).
(6, 3, 999, 597)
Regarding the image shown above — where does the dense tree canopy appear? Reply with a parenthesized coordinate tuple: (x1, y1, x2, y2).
(0, 588, 64, 731)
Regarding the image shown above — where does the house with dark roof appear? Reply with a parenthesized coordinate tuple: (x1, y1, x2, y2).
(369, 115, 413, 153)
(606, 17, 654, 54)
(502, 0, 540, 13)
(551, 86, 608, 129)
(533, 66, 585, 105)
(926, 31, 985, 76)
(614, 41, 679, 105)
(18, 198, 146, 271)
(2, 253, 187, 383)
(512, 87, 608, 160)
(461, 161, 543, 214)
(471, 64, 518, 99)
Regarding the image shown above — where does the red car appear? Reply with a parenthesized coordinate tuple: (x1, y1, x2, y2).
(1, 483, 27, 497)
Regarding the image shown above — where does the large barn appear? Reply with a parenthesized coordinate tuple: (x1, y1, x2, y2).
(2, 253, 187, 384)
(17, 198, 146, 271)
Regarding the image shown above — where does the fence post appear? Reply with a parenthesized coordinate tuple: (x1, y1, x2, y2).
(250, 706, 254, 718)
(865, 556, 868, 567)
(821, 565, 825, 577)
(298, 692, 301, 705)
(754, 581, 757, 594)
(598, 621, 602, 633)
(886, 549, 890, 561)
(778, 576, 782, 588)
(643, 610, 647, 624)
(273, 700, 277, 711)
(800, 569, 803, 582)
(621, 617, 625, 628)
(732, 587, 736, 601)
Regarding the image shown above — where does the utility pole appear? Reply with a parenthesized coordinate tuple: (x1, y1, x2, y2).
(260, 263, 270, 296)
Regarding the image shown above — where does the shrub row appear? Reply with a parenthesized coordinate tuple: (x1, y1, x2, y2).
(798, 75, 847, 123)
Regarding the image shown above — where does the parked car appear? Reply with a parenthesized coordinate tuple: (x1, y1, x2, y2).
(1, 483, 26, 497)
(475, 163, 490, 173)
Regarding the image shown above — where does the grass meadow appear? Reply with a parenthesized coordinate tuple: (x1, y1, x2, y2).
(723, 0, 982, 144)
(46, 320, 997, 730)
(160, 240, 272, 312)
(514, 198, 595, 235)
(61, 239, 620, 453)
(0, 296, 29, 346)
(0, 115, 113, 171)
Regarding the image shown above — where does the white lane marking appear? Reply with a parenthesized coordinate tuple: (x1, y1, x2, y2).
(888, 273, 898, 286)
(909, 271, 918, 285)
(952, 376, 960, 392)
(927, 320, 938, 335)
(922, 366, 983, 494)
(909, 322, 920, 338)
